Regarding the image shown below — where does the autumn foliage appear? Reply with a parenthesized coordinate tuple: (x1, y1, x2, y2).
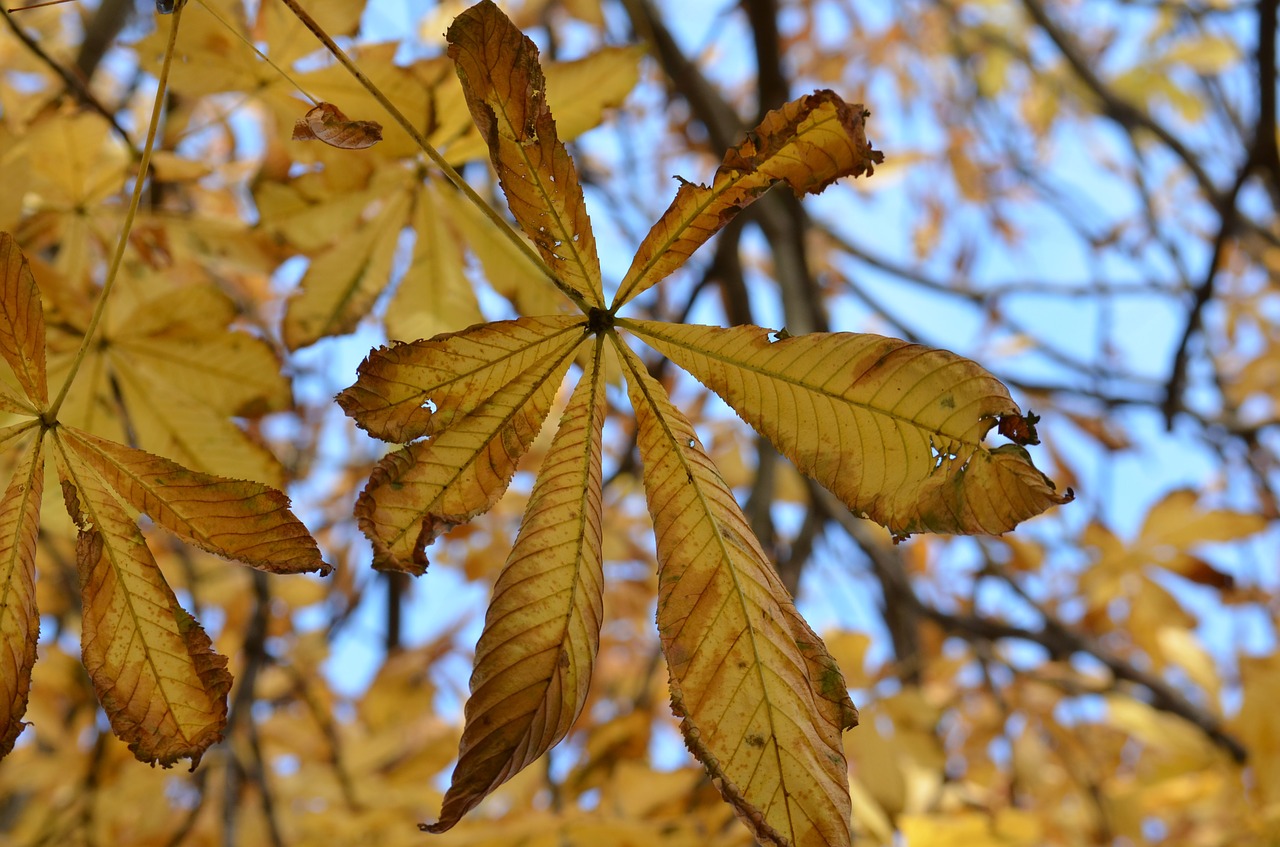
(1, 0, 1277, 845)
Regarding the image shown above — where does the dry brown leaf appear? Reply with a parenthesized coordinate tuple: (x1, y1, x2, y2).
(292, 102, 384, 150)
(60, 426, 328, 575)
(56, 438, 232, 768)
(0, 234, 47, 409)
(353, 321, 585, 573)
(338, 316, 585, 442)
(0, 439, 43, 757)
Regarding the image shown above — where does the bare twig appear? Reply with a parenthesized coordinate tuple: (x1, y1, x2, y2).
(1163, 0, 1279, 426)
(1, 10, 132, 145)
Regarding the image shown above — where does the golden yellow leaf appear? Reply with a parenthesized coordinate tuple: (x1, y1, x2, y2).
(105, 282, 291, 417)
(385, 181, 483, 343)
(434, 181, 566, 319)
(428, 337, 607, 832)
(1162, 35, 1240, 74)
(0, 233, 47, 409)
(1139, 488, 1266, 549)
(291, 102, 383, 150)
(339, 316, 584, 443)
(617, 339, 855, 847)
(55, 437, 232, 768)
(60, 426, 328, 575)
(48, 276, 291, 487)
(0, 438, 43, 758)
(613, 91, 882, 307)
(282, 184, 412, 351)
(447, 1, 605, 309)
(1235, 654, 1280, 808)
(625, 321, 1070, 537)
(17, 114, 129, 288)
(352, 323, 584, 573)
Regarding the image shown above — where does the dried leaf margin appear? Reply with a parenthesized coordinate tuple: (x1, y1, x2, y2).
(612, 91, 883, 307)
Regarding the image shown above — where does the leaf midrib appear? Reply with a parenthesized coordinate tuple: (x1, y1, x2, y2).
(622, 319, 999, 451)
(480, 38, 602, 309)
(613, 334, 796, 841)
(381, 334, 585, 553)
(54, 433, 201, 748)
(614, 105, 845, 307)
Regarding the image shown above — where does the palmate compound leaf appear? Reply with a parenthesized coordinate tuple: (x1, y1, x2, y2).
(0, 233, 325, 767)
(447, 0, 605, 309)
(349, 317, 586, 574)
(616, 338, 857, 847)
(54, 436, 233, 769)
(425, 336, 607, 833)
(625, 322, 1072, 538)
(612, 91, 883, 308)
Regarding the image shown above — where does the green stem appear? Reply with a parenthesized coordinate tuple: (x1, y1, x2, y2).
(273, 0, 587, 313)
(47, 4, 185, 421)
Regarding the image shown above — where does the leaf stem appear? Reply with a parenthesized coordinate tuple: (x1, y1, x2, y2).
(194, 0, 318, 106)
(273, 0, 588, 313)
(47, 4, 184, 421)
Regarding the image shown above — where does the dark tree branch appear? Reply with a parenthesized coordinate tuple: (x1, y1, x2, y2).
(1019, 0, 1218, 199)
(819, 489, 1247, 761)
(74, 0, 131, 83)
(1164, 0, 1279, 425)
(1, 10, 133, 145)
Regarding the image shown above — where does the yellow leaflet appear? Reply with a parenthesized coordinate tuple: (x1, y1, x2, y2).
(0, 234, 47, 408)
(613, 91, 882, 307)
(339, 316, 585, 443)
(429, 336, 607, 833)
(47, 275, 290, 487)
(0, 422, 37, 453)
(54, 436, 232, 769)
(447, 1, 604, 309)
(626, 321, 1070, 537)
(617, 338, 854, 847)
(283, 185, 413, 351)
(61, 426, 328, 575)
(0, 437, 43, 758)
(109, 357, 288, 489)
(385, 181, 483, 344)
(0, 387, 32, 416)
(111, 283, 291, 416)
(433, 179, 565, 319)
(355, 327, 585, 573)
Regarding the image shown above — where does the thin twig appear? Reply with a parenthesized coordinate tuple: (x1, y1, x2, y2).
(0, 10, 133, 145)
(273, 0, 585, 313)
